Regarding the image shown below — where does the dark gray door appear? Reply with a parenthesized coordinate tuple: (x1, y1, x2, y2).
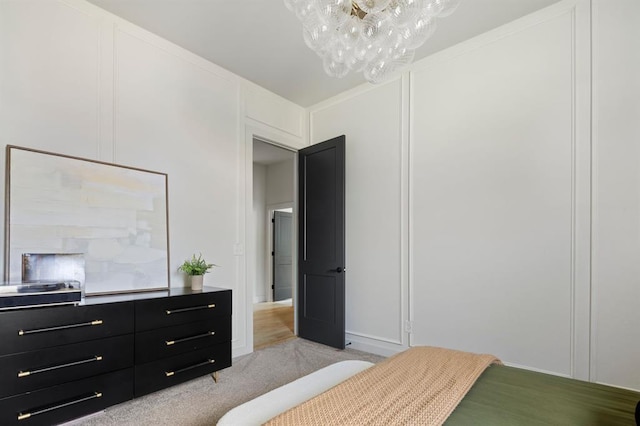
(273, 211, 292, 301)
(298, 135, 345, 349)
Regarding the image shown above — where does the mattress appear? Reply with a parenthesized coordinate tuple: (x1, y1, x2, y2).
(216, 360, 374, 426)
(218, 359, 640, 425)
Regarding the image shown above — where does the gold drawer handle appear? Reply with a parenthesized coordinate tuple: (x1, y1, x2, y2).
(165, 359, 215, 377)
(18, 320, 103, 336)
(165, 331, 215, 346)
(165, 304, 215, 315)
(18, 355, 103, 378)
(17, 392, 102, 421)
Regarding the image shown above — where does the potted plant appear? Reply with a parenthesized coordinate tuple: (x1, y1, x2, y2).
(178, 253, 216, 291)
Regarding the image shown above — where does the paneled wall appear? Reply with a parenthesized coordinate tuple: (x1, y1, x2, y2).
(409, 3, 590, 378)
(112, 26, 240, 291)
(591, 0, 640, 389)
(0, 0, 306, 358)
(311, 79, 407, 354)
(3, 0, 639, 392)
(309, 0, 640, 391)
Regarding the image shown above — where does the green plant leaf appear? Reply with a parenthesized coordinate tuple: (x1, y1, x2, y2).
(178, 253, 217, 276)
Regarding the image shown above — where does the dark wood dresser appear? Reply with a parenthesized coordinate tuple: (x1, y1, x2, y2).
(0, 286, 231, 425)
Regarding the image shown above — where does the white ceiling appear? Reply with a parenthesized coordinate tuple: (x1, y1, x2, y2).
(253, 139, 296, 166)
(86, 0, 562, 107)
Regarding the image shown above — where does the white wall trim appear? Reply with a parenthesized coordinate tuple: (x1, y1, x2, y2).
(232, 83, 248, 357)
(503, 361, 572, 379)
(346, 333, 405, 357)
(588, 0, 600, 386)
(246, 117, 306, 150)
(246, 114, 303, 140)
(240, 125, 256, 357)
(569, 0, 592, 382)
(345, 330, 402, 346)
(400, 70, 411, 348)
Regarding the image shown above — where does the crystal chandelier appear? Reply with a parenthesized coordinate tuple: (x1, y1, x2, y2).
(284, 0, 460, 83)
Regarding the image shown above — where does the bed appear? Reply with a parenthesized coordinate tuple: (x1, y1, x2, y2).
(218, 347, 640, 425)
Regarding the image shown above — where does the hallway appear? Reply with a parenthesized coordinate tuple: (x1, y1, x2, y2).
(253, 300, 295, 350)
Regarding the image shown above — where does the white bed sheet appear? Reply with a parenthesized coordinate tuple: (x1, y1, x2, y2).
(217, 360, 374, 425)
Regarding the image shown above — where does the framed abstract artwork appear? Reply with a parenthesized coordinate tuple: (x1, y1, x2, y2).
(4, 145, 170, 295)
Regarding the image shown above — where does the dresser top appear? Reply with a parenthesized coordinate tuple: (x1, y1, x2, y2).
(82, 286, 230, 306)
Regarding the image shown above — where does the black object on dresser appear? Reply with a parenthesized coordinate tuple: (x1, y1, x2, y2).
(0, 286, 232, 425)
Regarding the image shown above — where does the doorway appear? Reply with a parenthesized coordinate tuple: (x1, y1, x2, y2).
(252, 138, 296, 349)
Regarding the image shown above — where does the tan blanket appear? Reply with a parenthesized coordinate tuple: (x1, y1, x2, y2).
(265, 346, 501, 426)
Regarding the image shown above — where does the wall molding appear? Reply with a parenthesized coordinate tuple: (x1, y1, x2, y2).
(310, 78, 406, 346)
(346, 330, 402, 346)
(407, 0, 591, 379)
(346, 333, 406, 357)
(568, 0, 592, 382)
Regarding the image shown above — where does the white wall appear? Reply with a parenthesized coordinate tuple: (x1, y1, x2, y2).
(0, 0, 306, 358)
(266, 159, 295, 206)
(309, 0, 640, 391)
(311, 80, 406, 355)
(591, 0, 640, 390)
(5, 0, 640, 392)
(409, 2, 590, 378)
(253, 164, 267, 303)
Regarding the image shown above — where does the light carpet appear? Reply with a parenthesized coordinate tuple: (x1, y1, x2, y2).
(71, 338, 384, 426)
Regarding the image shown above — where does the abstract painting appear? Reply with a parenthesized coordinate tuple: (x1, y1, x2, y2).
(5, 146, 169, 295)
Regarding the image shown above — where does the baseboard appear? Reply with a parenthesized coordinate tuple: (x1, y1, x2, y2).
(345, 333, 406, 357)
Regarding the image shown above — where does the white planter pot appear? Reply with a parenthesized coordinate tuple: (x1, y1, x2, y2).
(190, 275, 204, 291)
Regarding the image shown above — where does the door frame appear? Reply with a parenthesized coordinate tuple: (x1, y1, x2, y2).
(244, 123, 302, 353)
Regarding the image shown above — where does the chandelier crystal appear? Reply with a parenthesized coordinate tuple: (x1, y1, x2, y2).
(284, 0, 460, 83)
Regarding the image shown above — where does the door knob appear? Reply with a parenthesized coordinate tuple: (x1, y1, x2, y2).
(335, 267, 345, 273)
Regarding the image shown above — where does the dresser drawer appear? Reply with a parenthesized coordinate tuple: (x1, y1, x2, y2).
(134, 342, 231, 397)
(0, 368, 133, 426)
(135, 316, 231, 364)
(135, 289, 231, 331)
(0, 334, 133, 398)
(0, 302, 133, 355)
